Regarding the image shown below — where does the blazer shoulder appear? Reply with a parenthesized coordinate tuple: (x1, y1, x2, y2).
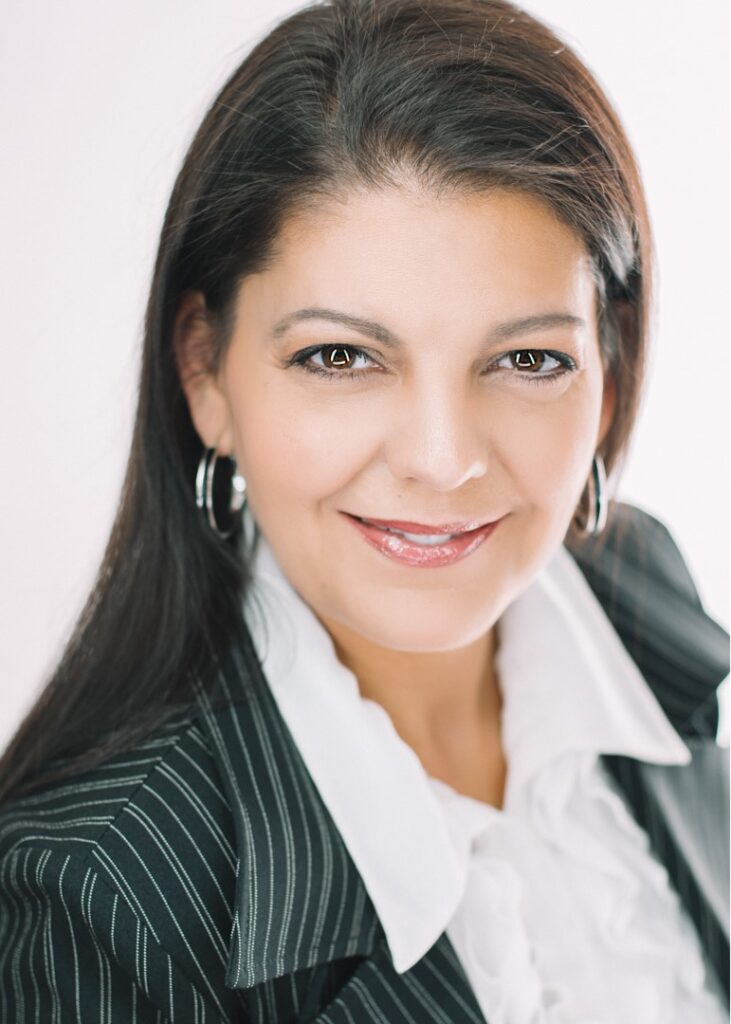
(0, 711, 245, 1022)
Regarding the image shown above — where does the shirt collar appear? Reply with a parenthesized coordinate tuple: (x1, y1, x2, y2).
(496, 542, 692, 807)
(241, 526, 693, 974)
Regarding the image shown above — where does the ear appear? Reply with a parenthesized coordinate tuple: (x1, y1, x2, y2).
(172, 289, 235, 455)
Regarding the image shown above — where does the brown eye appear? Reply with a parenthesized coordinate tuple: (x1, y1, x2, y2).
(322, 345, 355, 369)
(513, 350, 546, 373)
(288, 343, 378, 380)
(490, 348, 574, 387)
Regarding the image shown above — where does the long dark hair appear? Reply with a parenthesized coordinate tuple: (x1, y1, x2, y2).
(0, 0, 653, 807)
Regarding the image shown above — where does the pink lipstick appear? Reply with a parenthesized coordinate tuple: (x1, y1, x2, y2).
(341, 512, 504, 568)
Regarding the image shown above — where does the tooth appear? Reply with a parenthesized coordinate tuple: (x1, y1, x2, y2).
(399, 531, 454, 544)
(361, 519, 456, 545)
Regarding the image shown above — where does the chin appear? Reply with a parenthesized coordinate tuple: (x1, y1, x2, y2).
(354, 608, 497, 653)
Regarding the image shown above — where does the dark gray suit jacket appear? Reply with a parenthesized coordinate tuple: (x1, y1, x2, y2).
(0, 501, 728, 1021)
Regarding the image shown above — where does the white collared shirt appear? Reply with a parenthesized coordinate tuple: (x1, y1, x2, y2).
(242, 520, 727, 1022)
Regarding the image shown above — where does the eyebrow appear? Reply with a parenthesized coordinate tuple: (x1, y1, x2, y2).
(270, 307, 586, 346)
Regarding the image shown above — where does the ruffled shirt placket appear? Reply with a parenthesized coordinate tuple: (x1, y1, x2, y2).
(431, 749, 727, 1023)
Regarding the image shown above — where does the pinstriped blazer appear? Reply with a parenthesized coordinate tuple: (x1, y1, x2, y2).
(0, 501, 728, 1022)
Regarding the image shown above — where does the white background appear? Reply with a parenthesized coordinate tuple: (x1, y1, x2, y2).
(1, 0, 728, 752)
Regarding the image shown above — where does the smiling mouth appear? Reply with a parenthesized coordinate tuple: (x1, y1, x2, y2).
(341, 511, 504, 567)
(347, 514, 497, 539)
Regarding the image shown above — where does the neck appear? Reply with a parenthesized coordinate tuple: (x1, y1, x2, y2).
(315, 612, 503, 768)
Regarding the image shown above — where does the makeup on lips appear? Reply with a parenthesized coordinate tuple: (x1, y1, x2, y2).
(340, 512, 504, 568)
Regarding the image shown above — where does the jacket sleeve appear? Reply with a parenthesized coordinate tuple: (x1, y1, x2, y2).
(0, 844, 231, 1022)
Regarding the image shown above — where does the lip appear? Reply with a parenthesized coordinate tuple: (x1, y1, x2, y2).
(341, 511, 504, 568)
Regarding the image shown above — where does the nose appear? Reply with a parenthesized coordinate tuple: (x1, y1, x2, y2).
(384, 380, 488, 491)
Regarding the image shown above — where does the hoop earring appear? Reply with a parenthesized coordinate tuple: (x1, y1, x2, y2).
(195, 446, 247, 539)
(573, 453, 608, 537)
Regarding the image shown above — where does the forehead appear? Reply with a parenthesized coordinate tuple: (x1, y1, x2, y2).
(244, 185, 597, 330)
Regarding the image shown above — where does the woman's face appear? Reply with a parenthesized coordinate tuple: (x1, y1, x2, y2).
(177, 185, 615, 652)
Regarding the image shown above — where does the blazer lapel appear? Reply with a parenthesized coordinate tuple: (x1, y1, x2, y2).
(639, 738, 729, 941)
(194, 635, 383, 991)
(599, 742, 730, 1004)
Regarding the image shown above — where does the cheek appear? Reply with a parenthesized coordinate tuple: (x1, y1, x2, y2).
(495, 383, 600, 509)
(230, 378, 378, 503)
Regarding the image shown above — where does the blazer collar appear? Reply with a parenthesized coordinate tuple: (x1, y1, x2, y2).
(193, 503, 728, 995)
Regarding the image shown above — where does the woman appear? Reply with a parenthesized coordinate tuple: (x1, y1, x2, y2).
(0, 0, 728, 1019)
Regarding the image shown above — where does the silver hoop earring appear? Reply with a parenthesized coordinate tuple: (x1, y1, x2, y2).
(195, 446, 247, 539)
(573, 453, 608, 537)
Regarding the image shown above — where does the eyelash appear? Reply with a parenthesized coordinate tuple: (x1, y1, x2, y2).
(286, 344, 577, 386)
